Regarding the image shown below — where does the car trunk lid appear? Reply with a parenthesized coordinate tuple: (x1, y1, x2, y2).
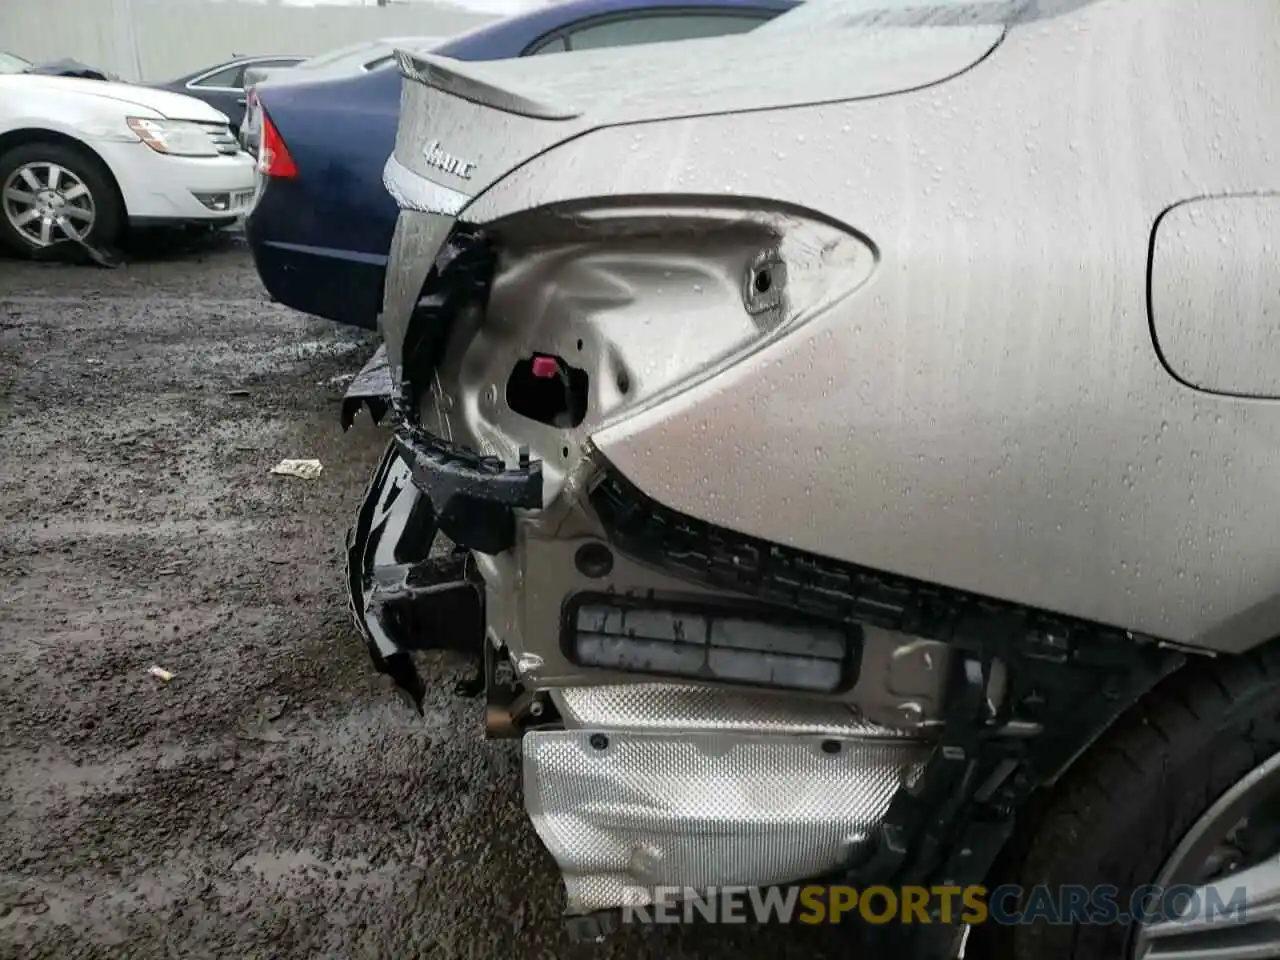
(390, 19, 1003, 200)
(378, 13, 1004, 386)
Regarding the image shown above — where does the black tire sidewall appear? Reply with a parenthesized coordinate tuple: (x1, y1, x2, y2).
(978, 661, 1280, 959)
(0, 141, 124, 255)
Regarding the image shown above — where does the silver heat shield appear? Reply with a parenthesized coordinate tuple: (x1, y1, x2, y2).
(524, 684, 930, 913)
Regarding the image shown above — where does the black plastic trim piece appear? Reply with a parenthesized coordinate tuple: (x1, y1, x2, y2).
(345, 441, 489, 711)
(590, 469, 1169, 658)
(392, 427, 542, 555)
(396, 225, 497, 417)
(341, 227, 496, 434)
(373, 223, 543, 555)
(341, 344, 393, 430)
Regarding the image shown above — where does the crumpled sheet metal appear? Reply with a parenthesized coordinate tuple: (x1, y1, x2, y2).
(523, 728, 928, 914)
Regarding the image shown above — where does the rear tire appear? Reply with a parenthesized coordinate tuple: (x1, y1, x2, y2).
(975, 643, 1280, 958)
(0, 141, 124, 256)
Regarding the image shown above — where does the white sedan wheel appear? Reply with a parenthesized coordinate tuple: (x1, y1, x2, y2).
(2, 159, 97, 247)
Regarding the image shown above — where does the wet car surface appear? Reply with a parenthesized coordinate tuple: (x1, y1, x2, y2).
(0, 239, 863, 959)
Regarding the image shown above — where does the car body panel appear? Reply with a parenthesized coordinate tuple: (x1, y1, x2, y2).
(97, 140, 257, 223)
(246, 0, 798, 329)
(1149, 194, 1280, 399)
(0, 74, 232, 124)
(245, 67, 405, 325)
(390, 23, 1002, 202)
(342, 0, 1280, 919)
(239, 37, 447, 174)
(373, 0, 1280, 650)
(244, 36, 450, 90)
(245, 40, 430, 135)
(23, 58, 114, 80)
(0, 75, 256, 224)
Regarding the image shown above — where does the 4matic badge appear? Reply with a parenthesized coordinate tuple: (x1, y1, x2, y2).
(422, 140, 476, 180)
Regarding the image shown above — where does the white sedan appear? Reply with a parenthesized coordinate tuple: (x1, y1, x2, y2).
(0, 72, 257, 254)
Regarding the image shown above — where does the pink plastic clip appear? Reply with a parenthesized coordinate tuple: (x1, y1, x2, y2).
(531, 355, 559, 379)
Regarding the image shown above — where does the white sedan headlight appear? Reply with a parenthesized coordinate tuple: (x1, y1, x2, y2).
(126, 117, 219, 157)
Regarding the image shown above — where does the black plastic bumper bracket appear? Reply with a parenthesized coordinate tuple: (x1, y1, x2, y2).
(341, 345, 394, 430)
(346, 442, 490, 711)
(392, 426, 542, 556)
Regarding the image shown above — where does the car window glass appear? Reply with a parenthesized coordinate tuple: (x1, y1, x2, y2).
(257, 58, 303, 69)
(0, 51, 31, 73)
(567, 13, 767, 50)
(530, 35, 569, 55)
(193, 64, 244, 88)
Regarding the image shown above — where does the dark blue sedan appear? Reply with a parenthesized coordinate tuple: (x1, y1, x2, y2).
(244, 0, 799, 330)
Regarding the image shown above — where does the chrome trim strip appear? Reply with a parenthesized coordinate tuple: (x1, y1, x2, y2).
(383, 154, 470, 217)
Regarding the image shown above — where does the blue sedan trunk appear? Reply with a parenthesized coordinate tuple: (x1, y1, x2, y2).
(245, 0, 798, 330)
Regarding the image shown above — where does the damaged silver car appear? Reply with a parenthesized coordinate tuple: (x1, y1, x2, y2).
(342, 0, 1280, 956)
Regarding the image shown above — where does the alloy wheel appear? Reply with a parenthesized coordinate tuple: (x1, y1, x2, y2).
(2, 161, 96, 247)
(1133, 749, 1280, 958)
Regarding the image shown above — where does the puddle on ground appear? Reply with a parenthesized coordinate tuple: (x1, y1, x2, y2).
(3, 518, 261, 542)
(230, 850, 399, 892)
(199, 338, 365, 378)
(1, 743, 192, 803)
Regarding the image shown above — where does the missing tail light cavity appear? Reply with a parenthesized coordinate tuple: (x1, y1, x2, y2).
(506, 354, 588, 429)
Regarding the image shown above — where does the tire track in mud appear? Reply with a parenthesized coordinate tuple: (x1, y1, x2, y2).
(0, 240, 863, 959)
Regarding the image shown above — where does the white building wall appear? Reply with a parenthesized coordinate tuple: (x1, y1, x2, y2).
(1, 0, 499, 82)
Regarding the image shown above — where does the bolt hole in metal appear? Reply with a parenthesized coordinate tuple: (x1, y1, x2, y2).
(743, 246, 787, 324)
(821, 739, 842, 755)
(574, 542, 614, 579)
(589, 733, 609, 751)
(2, 162, 95, 247)
(1133, 748, 1280, 959)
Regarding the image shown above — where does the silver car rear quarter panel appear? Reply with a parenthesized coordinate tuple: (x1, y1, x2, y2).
(457, 0, 1280, 649)
(367, 0, 1249, 913)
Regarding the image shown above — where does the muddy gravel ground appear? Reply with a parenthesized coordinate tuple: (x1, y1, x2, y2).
(0, 235, 879, 960)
